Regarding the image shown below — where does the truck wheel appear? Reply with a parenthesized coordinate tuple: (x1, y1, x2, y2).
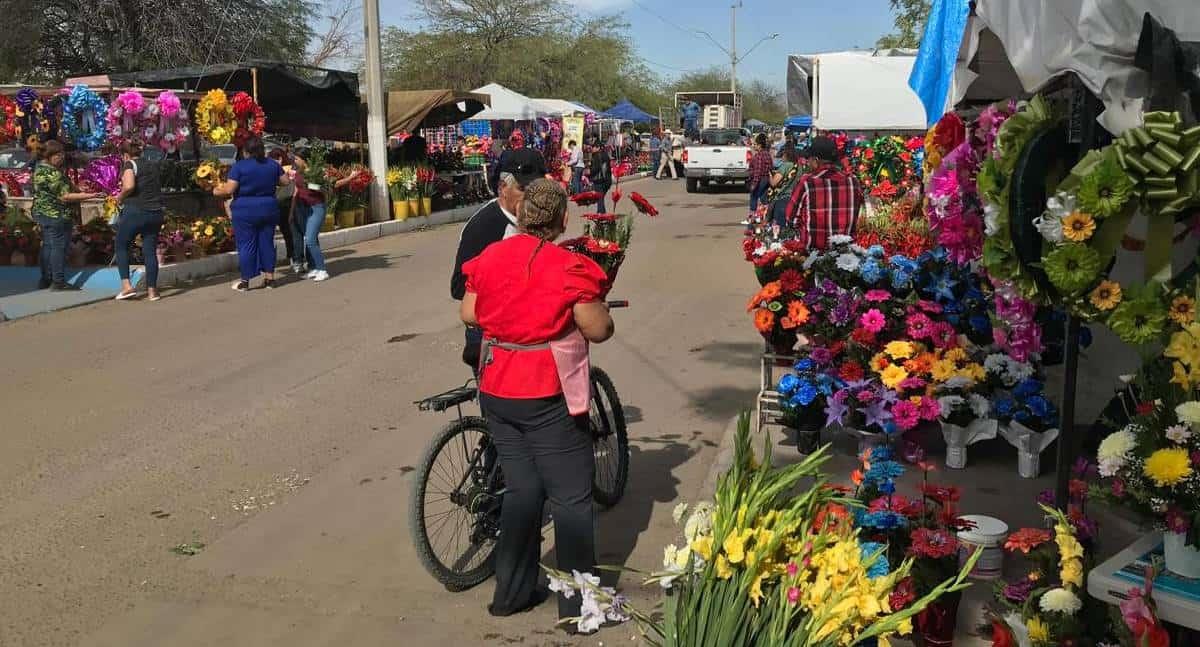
(686, 178, 698, 193)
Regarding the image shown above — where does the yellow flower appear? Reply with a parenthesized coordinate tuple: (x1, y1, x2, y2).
(1089, 280, 1122, 311)
(870, 353, 890, 372)
(749, 570, 767, 606)
(205, 89, 228, 108)
(204, 225, 215, 237)
(1028, 569, 1041, 582)
(196, 165, 212, 179)
(1164, 324, 1200, 367)
(1172, 361, 1194, 390)
(1061, 557, 1084, 588)
(898, 618, 913, 636)
(715, 554, 734, 579)
(723, 528, 751, 564)
(884, 341, 914, 360)
(1062, 211, 1096, 241)
(880, 364, 909, 390)
(943, 347, 967, 363)
(1026, 616, 1050, 644)
(1143, 447, 1193, 487)
(1170, 295, 1197, 326)
(691, 535, 713, 561)
(929, 359, 956, 383)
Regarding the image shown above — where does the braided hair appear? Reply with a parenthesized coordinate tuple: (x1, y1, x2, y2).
(518, 178, 568, 241)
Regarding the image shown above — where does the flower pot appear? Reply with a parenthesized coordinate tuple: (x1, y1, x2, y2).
(171, 245, 189, 263)
(406, 199, 420, 219)
(10, 250, 27, 266)
(914, 590, 961, 647)
(192, 245, 208, 258)
(156, 248, 167, 267)
(421, 197, 432, 216)
(321, 212, 335, 232)
(0, 249, 10, 266)
(941, 418, 999, 469)
(393, 200, 411, 221)
(1164, 531, 1200, 578)
(335, 209, 356, 229)
(23, 248, 39, 266)
(957, 515, 1009, 580)
(840, 425, 890, 457)
(1000, 421, 1059, 478)
(354, 207, 366, 226)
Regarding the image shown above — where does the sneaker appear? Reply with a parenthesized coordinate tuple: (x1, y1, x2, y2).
(305, 269, 318, 279)
(290, 261, 304, 274)
(311, 270, 330, 282)
(232, 280, 250, 292)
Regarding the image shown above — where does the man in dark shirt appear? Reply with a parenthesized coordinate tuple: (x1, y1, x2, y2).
(451, 147, 547, 369)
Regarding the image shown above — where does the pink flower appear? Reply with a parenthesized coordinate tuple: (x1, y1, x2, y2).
(906, 313, 933, 339)
(787, 587, 801, 605)
(857, 389, 877, 404)
(1191, 450, 1200, 468)
(786, 562, 799, 577)
(918, 396, 941, 421)
(930, 322, 957, 349)
(1111, 478, 1126, 498)
(916, 300, 943, 314)
(1167, 507, 1191, 534)
(865, 289, 891, 302)
(893, 401, 921, 430)
(860, 309, 886, 333)
(899, 377, 927, 391)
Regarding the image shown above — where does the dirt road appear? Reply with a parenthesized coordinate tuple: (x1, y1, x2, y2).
(0, 179, 761, 646)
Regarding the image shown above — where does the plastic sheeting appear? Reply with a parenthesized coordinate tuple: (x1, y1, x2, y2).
(385, 89, 489, 135)
(534, 99, 594, 116)
(469, 83, 550, 121)
(813, 53, 927, 131)
(908, 0, 972, 127)
(600, 99, 658, 123)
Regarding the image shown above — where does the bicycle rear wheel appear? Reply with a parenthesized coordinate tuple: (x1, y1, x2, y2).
(590, 367, 629, 507)
(409, 416, 499, 591)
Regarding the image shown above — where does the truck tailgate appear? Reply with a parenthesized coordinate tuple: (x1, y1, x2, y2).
(685, 146, 749, 172)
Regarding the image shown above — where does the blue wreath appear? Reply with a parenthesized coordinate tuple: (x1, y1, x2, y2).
(61, 85, 109, 152)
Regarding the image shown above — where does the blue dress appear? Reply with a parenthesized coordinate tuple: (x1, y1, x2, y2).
(229, 158, 283, 221)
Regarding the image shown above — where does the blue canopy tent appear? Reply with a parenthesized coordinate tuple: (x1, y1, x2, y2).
(784, 115, 812, 128)
(601, 99, 659, 123)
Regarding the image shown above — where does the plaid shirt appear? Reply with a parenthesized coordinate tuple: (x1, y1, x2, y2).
(748, 150, 774, 184)
(785, 163, 863, 250)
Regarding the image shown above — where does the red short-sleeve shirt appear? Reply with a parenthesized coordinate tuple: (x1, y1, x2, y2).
(463, 234, 607, 399)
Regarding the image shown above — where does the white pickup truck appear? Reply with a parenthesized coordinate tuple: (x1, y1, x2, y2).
(682, 128, 751, 193)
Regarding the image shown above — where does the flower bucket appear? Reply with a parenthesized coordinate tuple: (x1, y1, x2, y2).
(421, 197, 433, 216)
(354, 207, 366, 226)
(156, 248, 167, 267)
(406, 199, 420, 218)
(1164, 531, 1200, 578)
(0, 249, 10, 266)
(1001, 421, 1059, 478)
(11, 250, 28, 266)
(941, 418, 999, 469)
(335, 209, 356, 229)
(840, 425, 889, 456)
(321, 212, 335, 232)
(957, 515, 1008, 579)
(171, 245, 189, 263)
(914, 590, 961, 647)
(193, 245, 208, 258)
(393, 200, 410, 221)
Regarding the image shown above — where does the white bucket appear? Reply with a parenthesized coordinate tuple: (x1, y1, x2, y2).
(958, 515, 1009, 580)
(1163, 531, 1200, 579)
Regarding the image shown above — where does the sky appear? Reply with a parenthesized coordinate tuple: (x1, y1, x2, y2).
(379, 0, 899, 91)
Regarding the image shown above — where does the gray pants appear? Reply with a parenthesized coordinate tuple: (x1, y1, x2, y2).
(656, 151, 677, 179)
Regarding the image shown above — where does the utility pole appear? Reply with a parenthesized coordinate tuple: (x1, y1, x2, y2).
(730, 1, 739, 94)
(363, 0, 389, 222)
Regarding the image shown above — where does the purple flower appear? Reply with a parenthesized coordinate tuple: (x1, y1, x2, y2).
(902, 440, 927, 464)
(1002, 579, 1034, 603)
(825, 397, 850, 427)
(860, 400, 893, 429)
(1072, 515, 1098, 542)
(1036, 489, 1055, 506)
(810, 348, 834, 365)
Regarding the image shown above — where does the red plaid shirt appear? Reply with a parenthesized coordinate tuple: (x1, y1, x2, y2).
(784, 164, 863, 250)
(748, 150, 774, 184)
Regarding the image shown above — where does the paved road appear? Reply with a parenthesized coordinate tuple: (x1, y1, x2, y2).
(0, 179, 761, 646)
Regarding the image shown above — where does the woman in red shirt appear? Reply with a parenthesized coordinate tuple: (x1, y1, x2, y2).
(460, 179, 614, 624)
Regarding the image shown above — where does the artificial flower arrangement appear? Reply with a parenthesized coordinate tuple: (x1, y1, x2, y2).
(415, 165, 437, 199)
(192, 160, 226, 192)
(1, 207, 40, 262)
(77, 155, 123, 197)
(61, 85, 108, 152)
(386, 166, 414, 201)
(1091, 355, 1200, 563)
(328, 164, 372, 213)
(195, 89, 236, 146)
(849, 135, 924, 205)
(229, 92, 266, 149)
(854, 195, 936, 260)
(986, 500, 1115, 647)
(561, 190, 657, 289)
(544, 415, 979, 645)
(73, 217, 114, 264)
(157, 212, 192, 261)
(189, 215, 233, 254)
(0, 95, 19, 145)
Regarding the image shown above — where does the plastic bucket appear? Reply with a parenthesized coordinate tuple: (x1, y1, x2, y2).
(957, 515, 1008, 580)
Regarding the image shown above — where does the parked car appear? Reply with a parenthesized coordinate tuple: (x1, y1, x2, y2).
(681, 128, 751, 193)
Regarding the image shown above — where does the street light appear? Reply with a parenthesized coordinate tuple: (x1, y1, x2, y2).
(694, 10, 780, 94)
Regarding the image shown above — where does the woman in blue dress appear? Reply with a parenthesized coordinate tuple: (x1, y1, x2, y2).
(213, 137, 292, 291)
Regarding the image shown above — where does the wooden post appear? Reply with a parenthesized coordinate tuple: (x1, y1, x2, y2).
(251, 67, 259, 102)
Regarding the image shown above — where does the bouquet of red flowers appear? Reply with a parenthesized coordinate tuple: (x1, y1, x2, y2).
(561, 191, 658, 291)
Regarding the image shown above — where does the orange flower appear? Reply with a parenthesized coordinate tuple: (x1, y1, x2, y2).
(787, 301, 810, 326)
(1003, 527, 1052, 554)
(760, 281, 783, 300)
(851, 469, 864, 485)
(754, 309, 776, 333)
(747, 293, 762, 312)
(814, 503, 849, 532)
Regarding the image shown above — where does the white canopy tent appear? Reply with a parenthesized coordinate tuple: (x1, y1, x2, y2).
(469, 83, 551, 121)
(534, 98, 594, 116)
(810, 52, 927, 132)
(926, 0, 1200, 134)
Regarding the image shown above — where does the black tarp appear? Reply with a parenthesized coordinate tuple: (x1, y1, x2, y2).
(108, 61, 361, 141)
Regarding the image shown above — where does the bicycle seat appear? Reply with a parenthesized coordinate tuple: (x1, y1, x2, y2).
(416, 384, 479, 412)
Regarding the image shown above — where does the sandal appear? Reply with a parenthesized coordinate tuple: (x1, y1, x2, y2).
(115, 290, 138, 301)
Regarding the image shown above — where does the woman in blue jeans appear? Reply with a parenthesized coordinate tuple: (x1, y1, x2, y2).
(114, 141, 165, 301)
(213, 137, 291, 291)
(31, 140, 105, 290)
(289, 154, 361, 282)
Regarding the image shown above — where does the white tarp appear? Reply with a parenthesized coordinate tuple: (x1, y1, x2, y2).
(534, 99, 593, 116)
(813, 52, 927, 131)
(969, 0, 1200, 133)
(470, 83, 550, 121)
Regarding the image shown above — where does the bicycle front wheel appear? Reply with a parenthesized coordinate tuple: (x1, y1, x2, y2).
(590, 367, 629, 507)
(409, 416, 498, 591)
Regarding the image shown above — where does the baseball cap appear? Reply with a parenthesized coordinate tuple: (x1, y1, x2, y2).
(500, 148, 547, 188)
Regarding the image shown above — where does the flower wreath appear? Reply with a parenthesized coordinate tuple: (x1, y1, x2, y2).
(61, 85, 109, 152)
(15, 88, 56, 146)
(0, 95, 18, 145)
(849, 135, 923, 203)
(196, 89, 236, 145)
(986, 96, 1200, 346)
(229, 92, 265, 148)
(153, 91, 191, 154)
(106, 90, 152, 148)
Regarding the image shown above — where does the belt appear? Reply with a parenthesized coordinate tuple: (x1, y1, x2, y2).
(479, 337, 551, 369)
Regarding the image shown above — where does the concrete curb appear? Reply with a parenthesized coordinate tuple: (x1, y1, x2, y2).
(154, 203, 481, 288)
(699, 414, 773, 499)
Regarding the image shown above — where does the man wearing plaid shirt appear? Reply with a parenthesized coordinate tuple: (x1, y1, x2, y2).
(784, 136, 863, 250)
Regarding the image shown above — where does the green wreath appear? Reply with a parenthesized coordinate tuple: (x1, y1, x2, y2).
(984, 98, 1200, 346)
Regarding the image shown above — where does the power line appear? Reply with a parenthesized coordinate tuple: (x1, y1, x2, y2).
(628, 0, 706, 41)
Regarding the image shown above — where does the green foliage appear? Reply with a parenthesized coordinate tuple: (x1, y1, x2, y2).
(876, 0, 931, 49)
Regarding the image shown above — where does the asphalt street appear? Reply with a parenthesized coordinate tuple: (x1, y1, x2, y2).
(0, 177, 762, 647)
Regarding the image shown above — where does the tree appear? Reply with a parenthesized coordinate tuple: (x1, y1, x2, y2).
(0, 0, 317, 83)
(876, 0, 931, 49)
(308, 0, 362, 70)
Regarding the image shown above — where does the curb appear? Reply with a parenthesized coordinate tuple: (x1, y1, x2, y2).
(154, 203, 481, 288)
(699, 414, 772, 499)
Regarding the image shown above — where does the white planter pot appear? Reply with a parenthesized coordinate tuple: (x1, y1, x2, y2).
(941, 418, 999, 469)
(1164, 531, 1200, 578)
(1000, 421, 1059, 478)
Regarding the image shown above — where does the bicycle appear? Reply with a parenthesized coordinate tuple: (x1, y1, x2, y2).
(409, 303, 630, 591)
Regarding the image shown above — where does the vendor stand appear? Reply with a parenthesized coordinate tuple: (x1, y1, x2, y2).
(384, 89, 491, 212)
